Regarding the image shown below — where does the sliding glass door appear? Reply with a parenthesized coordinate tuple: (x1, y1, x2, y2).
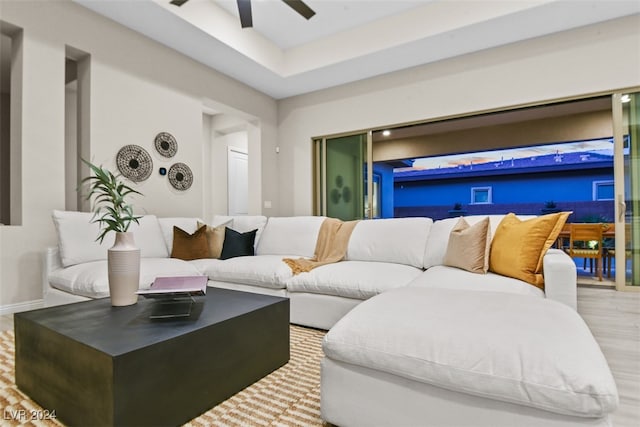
(314, 134, 368, 220)
(613, 91, 640, 288)
(312, 93, 639, 288)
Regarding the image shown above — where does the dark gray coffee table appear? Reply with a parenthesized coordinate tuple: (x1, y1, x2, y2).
(14, 288, 289, 427)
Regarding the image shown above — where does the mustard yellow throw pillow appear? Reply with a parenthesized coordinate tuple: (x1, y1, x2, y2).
(489, 212, 570, 289)
(197, 221, 227, 259)
(443, 217, 491, 274)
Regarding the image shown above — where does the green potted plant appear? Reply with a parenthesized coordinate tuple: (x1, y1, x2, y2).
(541, 200, 560, 214)
(81, 159, 142, 306)
(448, 202, 467, 217)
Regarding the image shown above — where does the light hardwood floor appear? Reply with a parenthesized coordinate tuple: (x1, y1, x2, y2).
(577, 286, 640, 427)
(1, 288, 638, 425)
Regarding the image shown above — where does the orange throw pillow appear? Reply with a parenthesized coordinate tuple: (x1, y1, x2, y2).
(489, 212, 570, 289)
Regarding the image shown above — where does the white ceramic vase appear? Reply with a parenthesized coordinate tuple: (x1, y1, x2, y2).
(108, 232, 140, 306)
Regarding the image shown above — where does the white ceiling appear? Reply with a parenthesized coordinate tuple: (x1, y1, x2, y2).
(213, 0, 431, 49)
(74, 0, 640, 99)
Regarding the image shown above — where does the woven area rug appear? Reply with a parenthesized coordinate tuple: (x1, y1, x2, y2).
(0, 326, 328, 426)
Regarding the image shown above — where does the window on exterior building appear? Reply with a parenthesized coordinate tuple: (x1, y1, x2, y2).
(593, 180, 614, 201)
(471, 186, 492, 204)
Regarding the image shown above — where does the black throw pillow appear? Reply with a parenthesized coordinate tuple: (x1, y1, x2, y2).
(219, 227, 258, 260)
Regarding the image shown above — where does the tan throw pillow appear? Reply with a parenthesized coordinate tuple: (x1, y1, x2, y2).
(171, 225, 209, 261)
(489, 212, 570, 289)
(443, 217, 491, 274)
(197, 221, 227, 259)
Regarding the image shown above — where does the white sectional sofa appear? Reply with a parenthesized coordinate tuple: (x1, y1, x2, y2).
(47, 212, 435, 326)
(44, 210, 618, 426)
(46, 212, 576, 326)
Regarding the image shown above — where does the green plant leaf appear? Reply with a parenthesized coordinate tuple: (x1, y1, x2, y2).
(80, 158, 144, 240)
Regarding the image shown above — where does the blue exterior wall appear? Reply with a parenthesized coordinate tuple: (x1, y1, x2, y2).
(394, 169, 614, 207)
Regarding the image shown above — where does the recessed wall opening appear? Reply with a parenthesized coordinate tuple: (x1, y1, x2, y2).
(0, 21, 23, 226)
(64, 46, 90, 212)
(0, 32, 12, 225)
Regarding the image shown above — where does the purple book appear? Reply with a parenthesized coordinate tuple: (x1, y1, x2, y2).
(137, 275, 208, 297)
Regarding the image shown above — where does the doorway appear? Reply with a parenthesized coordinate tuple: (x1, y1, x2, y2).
(202, 106, 258, 220)
(228, 147, 248, 216)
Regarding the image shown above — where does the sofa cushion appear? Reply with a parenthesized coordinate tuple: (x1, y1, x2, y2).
(324, 287, 618, 418)
(200, 255, 294, 289)
(53, 211, 169, 267)
(407, 265, 545, 299)
(424, 215, 536, 269)
(48, 257, 202, 298)
(256, 216, 326, 257)
(171, 226, 209, 260)
(347, 218, 432, 269)
(286, 261, 423, 300)
(490, 212, 570, 288)
(442, 216, 490, 273)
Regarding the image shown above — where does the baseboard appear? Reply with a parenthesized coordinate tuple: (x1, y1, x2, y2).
(0, 299, 44, 316)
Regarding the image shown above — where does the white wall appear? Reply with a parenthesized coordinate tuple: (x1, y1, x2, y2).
(278, 14, 640, 215)
(0, 0, 277, 307)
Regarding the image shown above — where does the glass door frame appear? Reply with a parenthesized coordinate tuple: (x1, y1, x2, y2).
(613, 90, 640, 290)
(365, 131, 373, 219)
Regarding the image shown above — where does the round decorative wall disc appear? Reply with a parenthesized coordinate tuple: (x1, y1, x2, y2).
(154, 132, 178, 158)
(116, 145, 153, 182)
(168, 162, 193, 191)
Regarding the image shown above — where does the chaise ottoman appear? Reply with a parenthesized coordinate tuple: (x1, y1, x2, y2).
(321, 287, 618, 427)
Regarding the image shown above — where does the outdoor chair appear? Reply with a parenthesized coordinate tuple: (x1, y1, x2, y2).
(605, 223, 632, 278)
(564, 223, 604, 281)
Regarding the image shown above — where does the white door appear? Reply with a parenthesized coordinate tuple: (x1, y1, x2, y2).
(228, 148, 249, 215)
